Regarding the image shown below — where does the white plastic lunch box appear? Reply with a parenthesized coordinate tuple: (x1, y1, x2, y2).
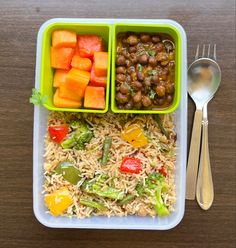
(33, 18, 187, 230)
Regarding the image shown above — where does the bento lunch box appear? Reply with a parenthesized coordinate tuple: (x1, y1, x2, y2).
(33, 18, 187, 230)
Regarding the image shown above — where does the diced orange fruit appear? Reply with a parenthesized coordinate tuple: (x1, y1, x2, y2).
(90, 64, 107, 87)
(52, 30, 77, 48)
(53, 69, 68, 87)
(77, 35, 103, 59)
(84, 86, 105, 109)
(71, 55, 92, 71)
(51, 47, 74, 70)
(59, 85, 82, 102)
(53, 89, 82, 108)
(65, 68, 90, 98)
(94, 52, 108, 77)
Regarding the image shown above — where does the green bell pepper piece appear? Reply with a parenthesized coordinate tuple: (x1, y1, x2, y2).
(55, 160, 80, 185)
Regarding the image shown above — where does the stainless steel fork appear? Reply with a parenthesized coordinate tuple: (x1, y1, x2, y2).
(186, 44, 221, 210)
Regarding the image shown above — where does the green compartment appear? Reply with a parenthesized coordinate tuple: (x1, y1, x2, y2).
(40, 22, 112, 113)
(111, 23, 182, 114)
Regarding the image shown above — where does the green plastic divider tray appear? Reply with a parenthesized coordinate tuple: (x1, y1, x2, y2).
(39, 20, 181, 114)
(40, 22, 112, 113)
(111, 23, 182, 114)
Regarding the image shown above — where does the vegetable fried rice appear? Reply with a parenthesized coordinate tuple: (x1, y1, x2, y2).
(43, 112, 176, 218)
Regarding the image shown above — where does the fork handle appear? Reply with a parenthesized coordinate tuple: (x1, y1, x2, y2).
(186, 109, 202, 200)
(196, 108, 214, 210)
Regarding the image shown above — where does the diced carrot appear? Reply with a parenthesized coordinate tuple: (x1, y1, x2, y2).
(77, 35, 104, 59)
(52, 30, 77, 48)
(71, 55, 92, 71)
(59, 85, 82, 102)
(84, 86, 105, 109)
(94, 52, 108, 77)
(54, 89, 82, 108)
(65, 68, 90, 98)
(90, 65, 107, 87)
(51, 47, 74, 70)
(53, 69, 68, 87)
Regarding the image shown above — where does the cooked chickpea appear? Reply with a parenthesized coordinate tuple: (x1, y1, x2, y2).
(132, 80, 143, 89)
(137, 71, 144, 81)
(116, 55, 126, 66)
(152, 35, 161, 43)
(166, 94, 173, 103)
(133, 91, 142, 103)
(129, 46, 137, 53)
(140, 33, 151, 43)
(144, 78, 151, 86)
(120, 83, 130, 94)
(122, 49, 130, 59)
(130, 53, 138, 64)
(127, 66, 135, 74)
(156, 52, 168, 62)
(151, 75, 159, 84)
(156, 42, 165, 52)
(116, 92, 129, 104)
(116, 66, 126, 74)
(142, 95, 152, 107)
(138, 54, 149, 65)
(116, 74, 126, 82)
(127, 35, 138, 46)
(156, 85, 166, 97)
(149, 56, 157, 66)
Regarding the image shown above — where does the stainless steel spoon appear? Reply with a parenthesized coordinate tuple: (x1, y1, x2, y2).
(186, 45, 221, 208)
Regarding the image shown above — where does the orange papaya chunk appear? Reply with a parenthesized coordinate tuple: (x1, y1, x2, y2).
(51, 47, 74, 70)
(84, 86, 105, 109)
(52, 30, 77, 48)
(53, 89, 82, 108)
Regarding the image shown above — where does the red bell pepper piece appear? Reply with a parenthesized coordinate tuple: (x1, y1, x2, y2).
(120, 157, 142, 174)
(159, 166, 167, 177)
(48, 125, 69, 143)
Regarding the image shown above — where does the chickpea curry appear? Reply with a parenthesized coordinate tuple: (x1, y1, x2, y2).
(115, 32, 175, 110)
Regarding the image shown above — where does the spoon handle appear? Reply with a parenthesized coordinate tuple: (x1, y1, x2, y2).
(186, 109, 202, 200)
(196, 104, 214, 210)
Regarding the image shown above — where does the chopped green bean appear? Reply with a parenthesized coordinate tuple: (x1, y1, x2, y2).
(154, 115, 169, 138)
(79, 198, 106, 211)
(101, 136, 112, 166)
(118, 194, 136, 205)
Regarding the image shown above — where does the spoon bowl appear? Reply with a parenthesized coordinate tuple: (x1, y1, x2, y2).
(188, 58, 221, 108)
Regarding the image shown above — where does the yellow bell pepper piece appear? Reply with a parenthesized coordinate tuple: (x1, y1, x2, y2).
(44, 187, 73, 216)
(121, 124, 148, 148)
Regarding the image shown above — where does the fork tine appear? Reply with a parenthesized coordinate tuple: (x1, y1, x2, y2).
(195, 44, 200, 60)
(213, 44, 217, 61)
(202, 44, 206, 57)
(207, 44, 211, 58)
